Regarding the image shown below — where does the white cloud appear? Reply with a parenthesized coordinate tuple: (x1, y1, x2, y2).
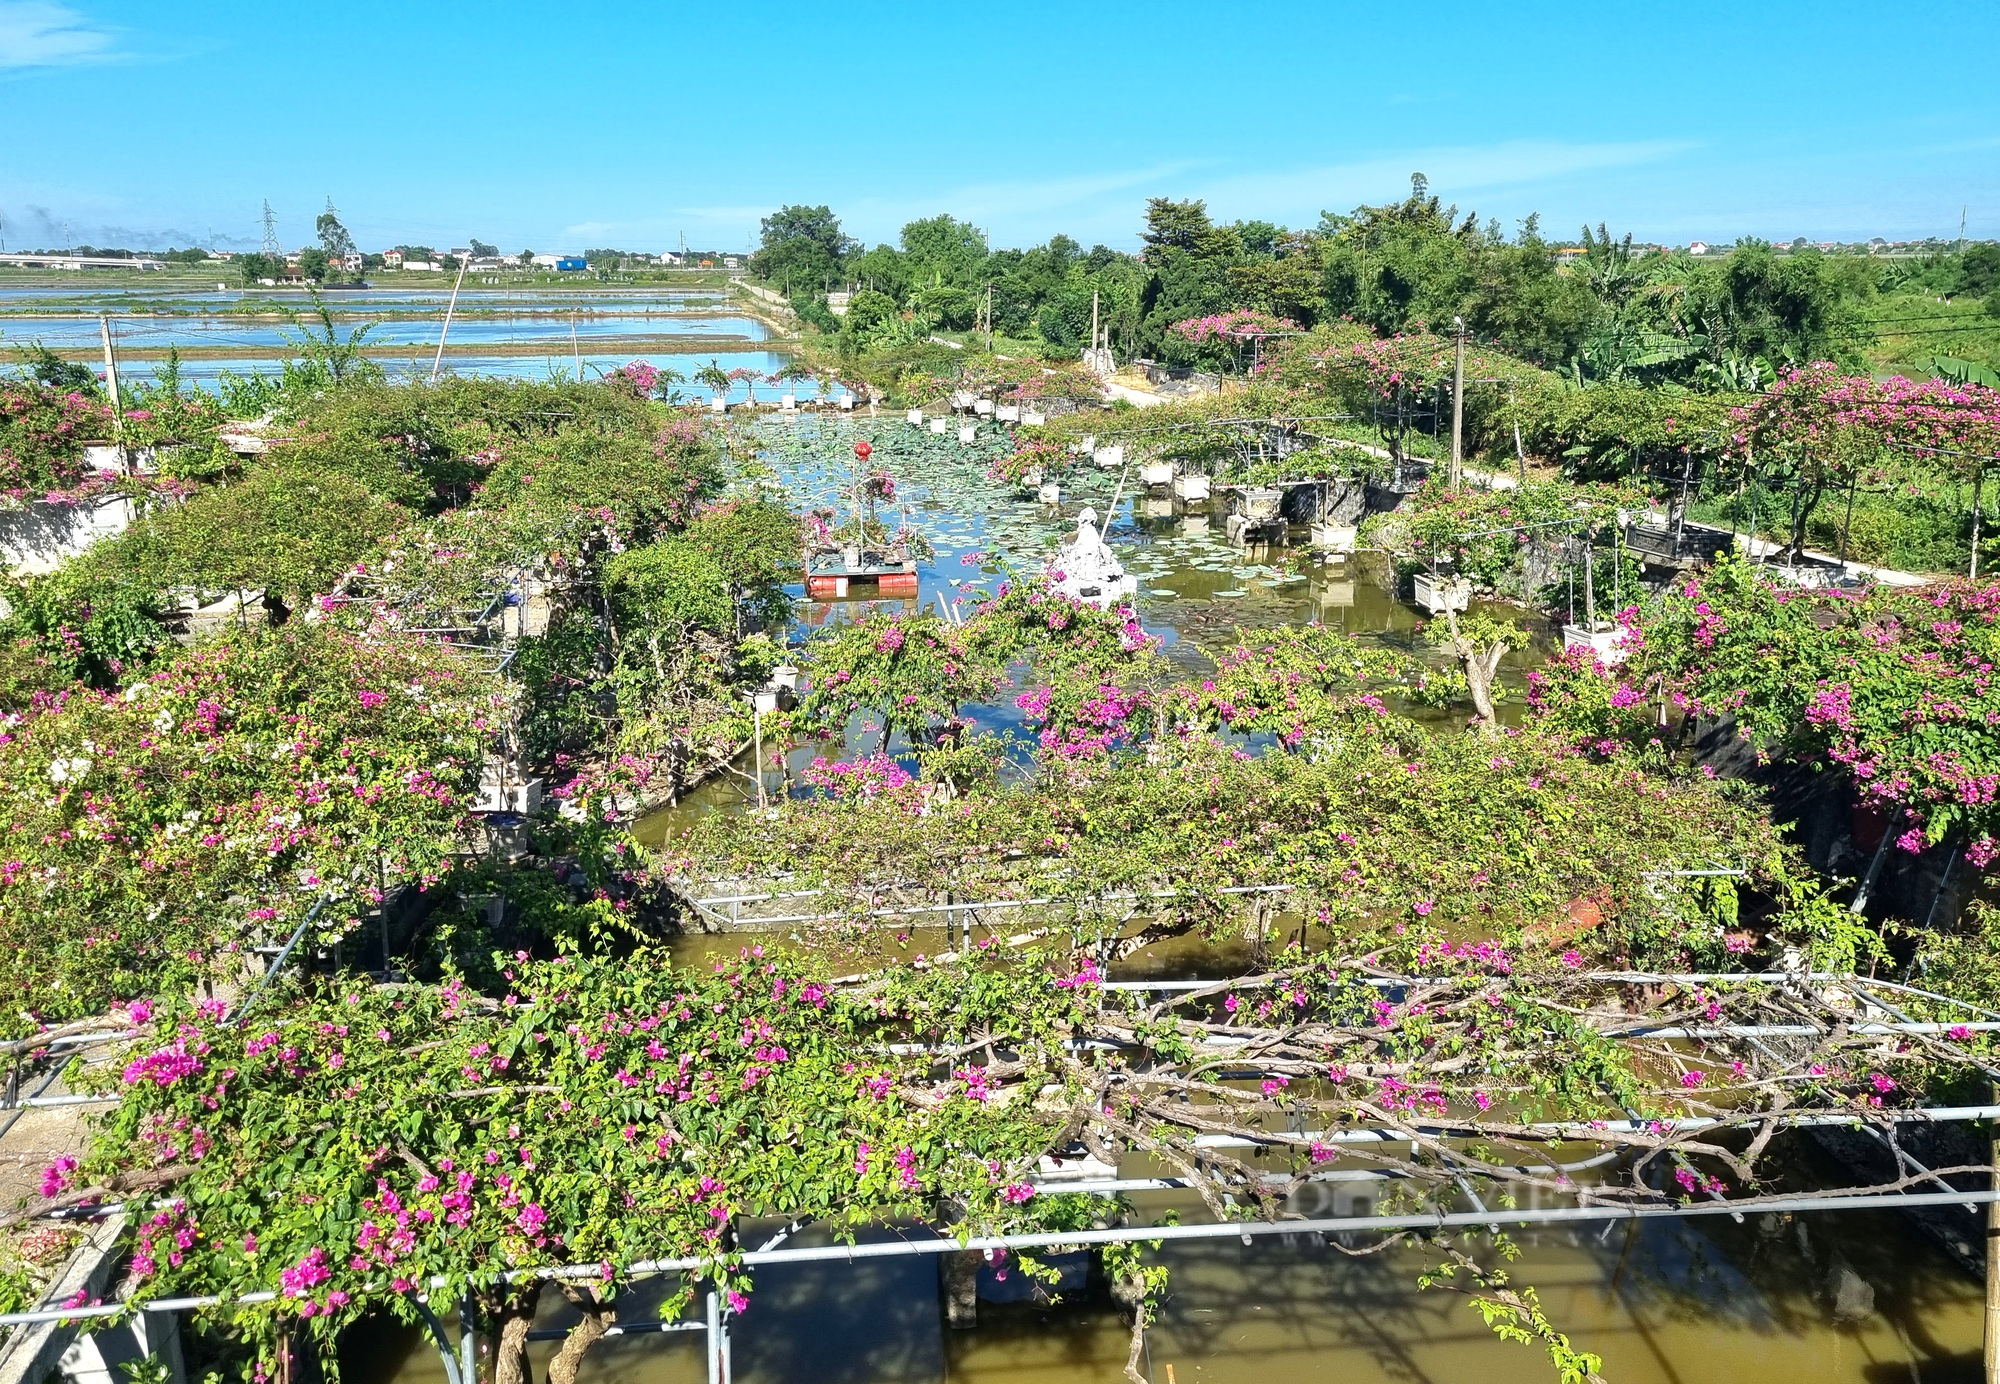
(0, 1, 115, 69)
(1192, 140, 1698, 222)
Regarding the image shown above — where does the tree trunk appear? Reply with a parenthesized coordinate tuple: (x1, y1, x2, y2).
(548, 1286, 615, 1384)
(1788, 482, 1824, 562)
(1443, 610, 1507, 737)
(1465, 648, 1505, 736)
(490, 1285, 542, 1384)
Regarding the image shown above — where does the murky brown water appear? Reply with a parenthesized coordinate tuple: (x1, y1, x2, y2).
(347, 1201, 1984, 1384)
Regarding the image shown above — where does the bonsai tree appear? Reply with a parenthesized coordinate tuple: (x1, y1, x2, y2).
(694, 359, 732, 406)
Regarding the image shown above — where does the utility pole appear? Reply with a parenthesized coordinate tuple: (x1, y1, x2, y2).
(261, 201, 279, 258)
(1450, 315, 1466, 490)
(985, 281, 993, 351)
(430, 254, 470, 383)
(99, 315, 125, 469)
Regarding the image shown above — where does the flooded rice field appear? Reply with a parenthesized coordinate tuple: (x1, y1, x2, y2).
(0, 283, 785, 392)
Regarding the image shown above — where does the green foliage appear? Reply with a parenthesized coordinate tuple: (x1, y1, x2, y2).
(0, 554, 172, 702)
(0, 624, 498, 1036)
(70, 950, 1091, 1362)
(677, 496, 802, 630)
(107, 462, 410, 618)
(11, 342, 101, 395)
(751, 204, 856, 300)
(604, 540, 731, 636)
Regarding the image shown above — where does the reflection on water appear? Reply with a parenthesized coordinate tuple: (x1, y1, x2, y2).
(346, 1206, 1983, 1384)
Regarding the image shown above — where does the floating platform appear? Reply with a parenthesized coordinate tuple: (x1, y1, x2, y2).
(806, 552, 919, 600)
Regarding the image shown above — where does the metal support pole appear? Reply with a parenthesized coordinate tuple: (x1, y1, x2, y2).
(1583, 541, 1596, 629)
(705, 1289, 720, 1384)
(1509, 382, 1525, 485)
(459, 1294, 477, 1384)
(720, 1299, 732, 1384)
(1988, 1086, 1999, 1384)
(98, 315, 124, 469)
(1449, 316, 1465, 490)
(1851, 807, 1905, 916)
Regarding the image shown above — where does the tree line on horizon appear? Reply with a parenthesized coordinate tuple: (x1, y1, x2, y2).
(750, 175, 2000, 387)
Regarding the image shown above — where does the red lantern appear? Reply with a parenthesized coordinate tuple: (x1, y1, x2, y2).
(854, 440, 873, 461)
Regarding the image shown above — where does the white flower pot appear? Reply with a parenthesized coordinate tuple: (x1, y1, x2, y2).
(973, 399, 994, 416)
(1021, 466, 1044, 487)
(838, 395, 855, 411)
(907, 408, 924, 425)
(1038, 482, 1062, 504)
(773, 664, 800, 691)
(929, 418, 949, 435)
(1413, 573, 1472, 614)
(1023, 411, 1046, 426)
(1563, 623, 1629, 665)
(1093, 444, 1124, 470)
(1311, 523, 1358, 555)
(1140, 461, 1173, 487)
(1173, 474, 1211, 501)
(958, 425, 977, 444)
(996, 405, 1020, 422)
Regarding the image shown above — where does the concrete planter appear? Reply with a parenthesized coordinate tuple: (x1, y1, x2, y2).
(1413, 573, 1472, 614)
(1311, 523, 1358, 555)
(1562, 621, 1630, 665)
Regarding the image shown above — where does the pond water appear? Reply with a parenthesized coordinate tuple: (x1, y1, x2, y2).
(631, 412, 1538, 851)
(91, 348, 808, 395)
(345, 1200, 1985, 1384)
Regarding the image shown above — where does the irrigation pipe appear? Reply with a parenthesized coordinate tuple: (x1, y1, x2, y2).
(1187, 1104, 2000, 1151)
(14, 1188, 2000, 1330)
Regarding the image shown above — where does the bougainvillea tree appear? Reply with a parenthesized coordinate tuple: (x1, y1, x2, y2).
(0, 381, 112, 502)
(1636, 556, 2000, 864)
(33, 935, 1999, 1384)
(0, 624, 501, 1036)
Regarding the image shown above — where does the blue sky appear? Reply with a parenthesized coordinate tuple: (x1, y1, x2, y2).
(2, 0, 1995, 255)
